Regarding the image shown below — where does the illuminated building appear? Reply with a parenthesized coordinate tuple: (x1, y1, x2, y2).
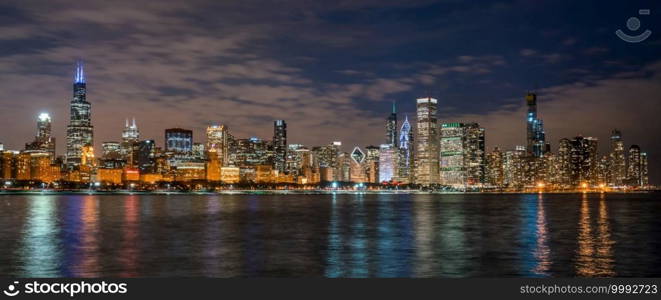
(97, 168, 123, 185)
(440, 123, 465, 186)
(165, 128, 193, 153)
(137, 140, 156, 173)
(503, 146, 526, 188)
(0, 151, 14, 179)
(140, 173, 163, 184)
(206, 152, 221, 181)
(273, 120, 287, 174)
(16, 151, 59, 183)
(558, 136, 598, 186)
(596, 155, 610, 185)
(220, 167, 240, 184)
(79, 145, 96, 183)
(336, 152, 351, 182)
(102, 142, 121, 158)
(641, 152, 648, 186)
(120, 118, 140, 164)
(66, 61, 94, 168)
(123, 168, 140, 182)
(349, 147, 367, 183)
(414, 97, 439, 185)
(101, 141, 124, 168)
(440, 123, 485, 187)
(285, 144, 304, 176)
(464, 124, 485, 185)
(386, 101, 398, 147)
(397, 115, 414, 183)
(231, 137, 273, 167)
(312, 141, 341, 181)
(288, 146, 319, 184)
(175, 162, 206, 181)
(81, 145, 95, 168)
(255, 165, 274, 183)
(525, 92, 546, 158)
(608, 129, 626, 186)
(16, 153, 31, 180)
(206, 124, 229, 166)
(627, 145, 642, 186)
(365, 145, 380, 183)
(25, 113, 56, 158)
(378, 144, 398, 182)
(192, 143, 205, 160)
(486, 147, 504, 187)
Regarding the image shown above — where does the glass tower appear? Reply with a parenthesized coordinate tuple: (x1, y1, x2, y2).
(414, 97, 439, 185)
(66, 61, 94, 168)
(525, 92, 546, 158)
(273, 120, 287, 173)
(386, 101, 398, 147)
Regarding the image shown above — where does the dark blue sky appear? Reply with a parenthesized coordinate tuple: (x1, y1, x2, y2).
(0, 0, 660, 183)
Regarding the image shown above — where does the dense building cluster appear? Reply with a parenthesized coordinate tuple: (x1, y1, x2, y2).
(0, 63, 651, 190)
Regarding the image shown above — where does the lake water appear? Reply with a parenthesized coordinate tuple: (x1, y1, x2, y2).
(0, 192, 659, 277)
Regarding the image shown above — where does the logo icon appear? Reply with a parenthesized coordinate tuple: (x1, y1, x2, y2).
(3, 282, 19, 297)
(616, 9, 652, 43)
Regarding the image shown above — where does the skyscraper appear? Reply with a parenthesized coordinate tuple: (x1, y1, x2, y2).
(397, 115, 414, 182)
(386, 101, 398, 147)
(440, 123, 485, 186)
(120, 118, 140, 165)
(66, 61, 94, 168)
(439, 122, 485, 187)
(486, 147, 504, 187)
(206, 124, 229, 166)
(641, 152, 649, 187)
(137, 140, 156, 173)
(378, 144, 398, 182)
(559, 136, 598, 186)
(627, 145, 642, 186)
(503, 146, 527, 188)
(349, 147, 367, 183)
(312, 141, 341, 181)
(464, 123, 486, 185)
(25, 112, 56, 157)
(414, 97, 439, 185)
(609, 129, 626, 186)
(525, 92, 546, 158)
(165, 128, 193, 153)
(440, 123, 465, 186)
(273, 120, 287, 173)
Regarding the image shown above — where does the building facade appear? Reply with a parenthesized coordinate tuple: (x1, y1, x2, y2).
(414, 97, 439, 185)
(273, 120, 287, 174)
(525, 92, 546, 158)
(66, 62, 94, 168)
(165, 128, 193, 153)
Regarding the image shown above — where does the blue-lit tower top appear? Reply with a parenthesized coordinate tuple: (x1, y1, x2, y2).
(525, 92, 546, 157)
(74, 61, 85, 84)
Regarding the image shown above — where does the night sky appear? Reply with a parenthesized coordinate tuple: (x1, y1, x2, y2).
(0, 0, 660, 183)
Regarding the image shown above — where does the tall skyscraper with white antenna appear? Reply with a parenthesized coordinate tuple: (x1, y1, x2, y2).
(65, 61, 94, 168)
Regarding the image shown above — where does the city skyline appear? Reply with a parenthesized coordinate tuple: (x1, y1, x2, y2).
(0, 61, 651, 188)
(0, 1, 659, 184)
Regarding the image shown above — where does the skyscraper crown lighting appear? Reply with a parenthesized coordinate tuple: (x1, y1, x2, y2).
(74, 61, 85, 84)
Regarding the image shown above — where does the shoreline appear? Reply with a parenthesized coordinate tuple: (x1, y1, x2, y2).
(0, 189, 657, 196)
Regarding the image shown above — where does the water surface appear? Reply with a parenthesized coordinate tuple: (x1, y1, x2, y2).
(0, 193, 659, 277)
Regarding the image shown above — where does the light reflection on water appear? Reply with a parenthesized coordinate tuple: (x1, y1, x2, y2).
(1, 193, 659, 277)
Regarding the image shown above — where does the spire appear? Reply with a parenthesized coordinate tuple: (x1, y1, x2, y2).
(392, 100, 396, 114)
(125, 118, 129, 127)
(74, 61, 85, 84)
(132, 117, 136, 128)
